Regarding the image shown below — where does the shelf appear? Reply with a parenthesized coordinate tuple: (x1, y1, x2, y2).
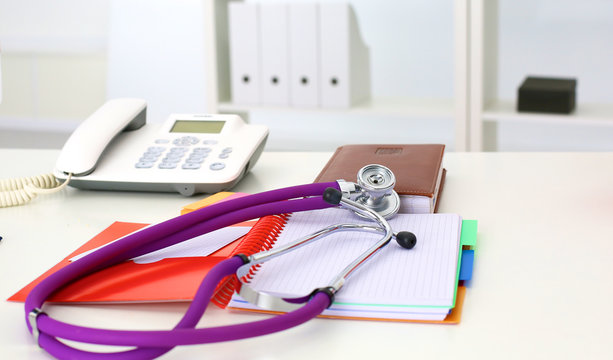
(482, 100, 613, 127)
(217, 97, 454, 119)
(469, 0, 613, 151)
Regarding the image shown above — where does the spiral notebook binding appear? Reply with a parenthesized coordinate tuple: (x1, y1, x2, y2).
(211, 213, 291, 308)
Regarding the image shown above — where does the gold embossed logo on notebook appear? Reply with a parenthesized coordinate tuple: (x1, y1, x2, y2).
(375, 147, 403, 155)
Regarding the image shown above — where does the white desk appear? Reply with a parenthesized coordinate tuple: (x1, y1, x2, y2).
(1, 149, 613, 359)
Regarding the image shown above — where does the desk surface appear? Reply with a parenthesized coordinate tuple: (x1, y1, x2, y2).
(1, 149, 613, 359)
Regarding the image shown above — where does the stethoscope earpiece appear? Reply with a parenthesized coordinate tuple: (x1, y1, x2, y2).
(322, 187, 343, 205)
(395, 231, 417, 249)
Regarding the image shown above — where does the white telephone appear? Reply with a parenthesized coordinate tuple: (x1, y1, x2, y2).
(1, 99, 268, 207)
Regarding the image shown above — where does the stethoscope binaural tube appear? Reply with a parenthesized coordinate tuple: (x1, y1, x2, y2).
(24, 180, 414, 360)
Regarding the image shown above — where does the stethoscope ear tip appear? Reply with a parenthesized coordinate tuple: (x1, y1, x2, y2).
(396, 231, 417, 249)
(323, 187, 343, 205)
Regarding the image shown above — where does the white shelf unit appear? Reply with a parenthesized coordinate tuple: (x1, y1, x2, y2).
(469, 0, 613, 151)
(218, 97, 455, 119)
(482, 100, 613, 127)
(207, 0, 470, 151)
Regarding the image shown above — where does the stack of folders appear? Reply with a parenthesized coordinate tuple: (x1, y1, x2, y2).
(229, 208, 476, 322)
(228, 1, 370, 108)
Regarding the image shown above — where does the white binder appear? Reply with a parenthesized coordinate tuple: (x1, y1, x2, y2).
(260, 3, 290, 106)
(319, 3, 371, 108)
(288, 2, 320, 107)
(229, 2, 261, 105)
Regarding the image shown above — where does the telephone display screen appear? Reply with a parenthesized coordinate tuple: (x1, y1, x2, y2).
(170, 120, 225, 134)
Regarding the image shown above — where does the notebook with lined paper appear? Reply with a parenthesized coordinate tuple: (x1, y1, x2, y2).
(227, 208, 475, 322)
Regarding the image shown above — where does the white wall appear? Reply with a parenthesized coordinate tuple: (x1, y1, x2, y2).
(0, 0, 109, 146)
(0, 0, 213, 149)
(0, 0, 108, 52)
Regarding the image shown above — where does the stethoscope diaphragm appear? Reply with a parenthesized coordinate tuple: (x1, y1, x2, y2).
(354, 164, 400, 219)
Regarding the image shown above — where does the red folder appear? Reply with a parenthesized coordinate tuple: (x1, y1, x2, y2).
(8, 221, 253, 303)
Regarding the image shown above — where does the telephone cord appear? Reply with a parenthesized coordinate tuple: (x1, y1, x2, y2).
(0, 173, 72, 208)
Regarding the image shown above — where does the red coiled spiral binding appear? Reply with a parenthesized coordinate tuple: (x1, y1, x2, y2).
(211, 213, 291, 308)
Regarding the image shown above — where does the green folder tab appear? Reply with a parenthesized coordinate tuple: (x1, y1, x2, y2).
(460, 219, 478, 247)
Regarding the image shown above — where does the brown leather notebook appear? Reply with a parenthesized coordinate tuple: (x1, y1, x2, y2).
(314, 144, 446, 213)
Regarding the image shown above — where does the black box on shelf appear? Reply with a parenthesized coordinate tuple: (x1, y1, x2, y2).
(517, 76, 577, 114)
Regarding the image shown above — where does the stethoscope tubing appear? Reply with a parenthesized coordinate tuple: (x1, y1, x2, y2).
(37, 257, 330, 359)
(31, 196, 334, 343)
(25, 182, 339, 359)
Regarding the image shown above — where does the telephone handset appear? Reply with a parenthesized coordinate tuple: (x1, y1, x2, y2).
(55, 98, 147, 176)
(1, 99, 269, 207)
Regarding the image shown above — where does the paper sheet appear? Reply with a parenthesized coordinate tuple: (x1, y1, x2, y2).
(132, 226, 251, 264)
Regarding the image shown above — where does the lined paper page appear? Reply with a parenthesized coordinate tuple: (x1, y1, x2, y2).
(248, 208, 461, 307)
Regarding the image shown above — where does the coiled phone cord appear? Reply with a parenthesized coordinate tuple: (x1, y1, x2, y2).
(0, 173, 72, 208)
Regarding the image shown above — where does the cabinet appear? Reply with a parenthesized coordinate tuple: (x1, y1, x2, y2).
(469, 0, 613, 151)
(205, 0, 469, 151)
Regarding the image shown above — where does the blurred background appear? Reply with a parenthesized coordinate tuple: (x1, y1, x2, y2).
(1, 0, 612, 152)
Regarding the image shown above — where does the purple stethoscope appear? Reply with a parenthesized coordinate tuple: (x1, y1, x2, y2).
(25, 164, 417, 359)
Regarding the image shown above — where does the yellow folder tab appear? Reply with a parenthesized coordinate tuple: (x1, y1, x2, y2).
(181, 192, 249, 215)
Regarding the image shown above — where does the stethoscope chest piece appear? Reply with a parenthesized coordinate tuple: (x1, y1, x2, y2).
(351, 164, 400, 219)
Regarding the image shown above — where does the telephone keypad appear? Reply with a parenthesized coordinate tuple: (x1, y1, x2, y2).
(173, 136, 199, 146)
(186, 156, 206, 163)
(140, 154, 158, 162)
(145, 147, 165, 155)
(158, 163, 178, 169)
(182, 163, 201, 170)
(160, 159, 180, 166)
(210, 162, 226, 171)
(164, 153, 185, 160)
(135, 161, 155, 168)
(136, 139, 230, 170)
(193, 147, 212, 153)
(168, 147, 188, 154)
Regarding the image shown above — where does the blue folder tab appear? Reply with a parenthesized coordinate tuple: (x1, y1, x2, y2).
(459, 249, 474, 281)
